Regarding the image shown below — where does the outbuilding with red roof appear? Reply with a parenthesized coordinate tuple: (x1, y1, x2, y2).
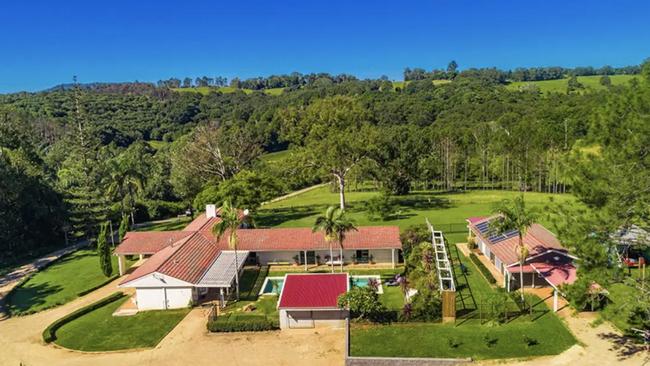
(466, 216, 579, 311)
(277, 273, 349, 329)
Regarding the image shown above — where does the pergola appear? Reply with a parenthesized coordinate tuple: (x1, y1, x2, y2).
(196, 250, 249, 307)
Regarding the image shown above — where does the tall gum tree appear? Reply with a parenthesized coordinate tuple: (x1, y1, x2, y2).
(280, 96, 376, 209)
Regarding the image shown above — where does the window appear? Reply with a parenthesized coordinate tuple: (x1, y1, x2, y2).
(355, 250, 369, 263)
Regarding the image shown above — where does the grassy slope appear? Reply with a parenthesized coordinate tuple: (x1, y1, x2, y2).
(134, 216, 192, 232)
(392, 80, 451, 90)
(350, 245, 576, 359)
(7, 250, 133, 314)
(172, 86, 284, 95)
(259, 188, 577, 243)
(54, 296, 190, 351)
(507, 74, 639, 93)
(260, 149, 291, 164)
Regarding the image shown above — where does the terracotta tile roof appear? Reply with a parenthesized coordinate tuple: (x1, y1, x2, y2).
(205, 226, 402, 251)
(278, 273, 348, 309)
(114, 231, 193, 255)
(468, 217, 567, 266)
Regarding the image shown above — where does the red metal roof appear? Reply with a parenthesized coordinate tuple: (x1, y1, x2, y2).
(468, 217, 567, 266)
(157, 233, 222, 284)
(278, 273, 348, 309)
(114, 231, 193, 255)
(528, 252, 577, 288)
(118, 235, 192, 285)
(205, 226, 402, 251)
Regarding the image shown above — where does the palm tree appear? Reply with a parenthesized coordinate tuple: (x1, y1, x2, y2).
(490, 195, 537, 302)
(212, 200, 248, 301)
(313, 206, 357, 273)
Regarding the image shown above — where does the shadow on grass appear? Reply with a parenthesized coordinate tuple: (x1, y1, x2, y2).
(7, 281, 64, 313)
(256, 206, 324, 227)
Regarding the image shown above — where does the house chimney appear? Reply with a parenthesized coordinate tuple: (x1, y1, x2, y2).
(206, 204, 217, 218)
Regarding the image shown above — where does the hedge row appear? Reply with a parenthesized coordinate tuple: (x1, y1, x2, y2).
(42, 292, 126, 343)
(207, 317, 279, 332)
(469, 253, 497, 284)
(76, 275, 118, 297)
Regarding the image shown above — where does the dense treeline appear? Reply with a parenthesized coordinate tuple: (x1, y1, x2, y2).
(0, 61, 648, 265)
(404, 61, 641, 82)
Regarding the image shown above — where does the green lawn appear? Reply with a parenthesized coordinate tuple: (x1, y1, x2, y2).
(259, 187, 577, 243)
(7, 249, 134, 315)
(54, 296, 190, 351)
(350, 245, 577, 360)
(135, 216, 192, 231)
(507, 74, 639, 93)
(260, 149, 292, 165)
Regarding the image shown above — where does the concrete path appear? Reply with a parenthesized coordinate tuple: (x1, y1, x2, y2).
(0, 241, 89, 319)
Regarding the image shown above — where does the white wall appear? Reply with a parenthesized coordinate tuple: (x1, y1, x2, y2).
(256, 251, 299, 264)
(135, 287, 193, 310)
(279, 309, 348, 330)
(255, 249, 396, 265)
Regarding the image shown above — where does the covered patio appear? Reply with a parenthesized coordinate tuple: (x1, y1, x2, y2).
(196, 250, 249, 308)
(505, 251, 577, 311)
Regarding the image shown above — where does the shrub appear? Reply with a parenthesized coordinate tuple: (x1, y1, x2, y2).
(523, 335, 538, 347)
(467, 235, 477, 249)
(42, 292, 126, 343)
(400, 224, 430, 260)
(207, 317, 279, 332)
(365, 193, 397, 221)
(563, 275, 608, 311)
(448, 337, 462, 348)
(409, 287, 442, 321)
(469, 253, 497, 284)
(145, 200, 186, 220)
(483, 332, 498, 348)
(338, 287, 387, 322)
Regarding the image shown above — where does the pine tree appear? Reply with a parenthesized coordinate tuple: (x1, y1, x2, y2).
(118, 214, 129, 243)
(97, 221, 113, 277)
(58, 77, 109, 240)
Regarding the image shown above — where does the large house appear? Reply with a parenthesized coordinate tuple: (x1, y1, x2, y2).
(467, 216, 577, 310)
(115, 205, 402, 311)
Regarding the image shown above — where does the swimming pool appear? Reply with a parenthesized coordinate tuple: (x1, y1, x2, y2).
(259, 274, 383, 295)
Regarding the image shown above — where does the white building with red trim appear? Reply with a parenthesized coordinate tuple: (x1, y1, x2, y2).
(115, 205, 402, 311)
(467, 216, 578, 311)
(277, 273, 349, 329)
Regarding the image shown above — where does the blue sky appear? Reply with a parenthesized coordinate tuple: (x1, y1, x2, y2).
(1, 0, 649, 93)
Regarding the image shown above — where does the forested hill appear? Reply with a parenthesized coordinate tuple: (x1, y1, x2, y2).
(1, 62, 649, 266)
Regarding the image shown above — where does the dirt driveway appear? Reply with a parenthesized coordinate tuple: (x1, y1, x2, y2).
(0, 276, 344, 366)
(0, 273, 645, 366)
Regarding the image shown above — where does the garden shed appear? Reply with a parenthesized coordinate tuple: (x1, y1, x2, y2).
(277, 273, 349, 330)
